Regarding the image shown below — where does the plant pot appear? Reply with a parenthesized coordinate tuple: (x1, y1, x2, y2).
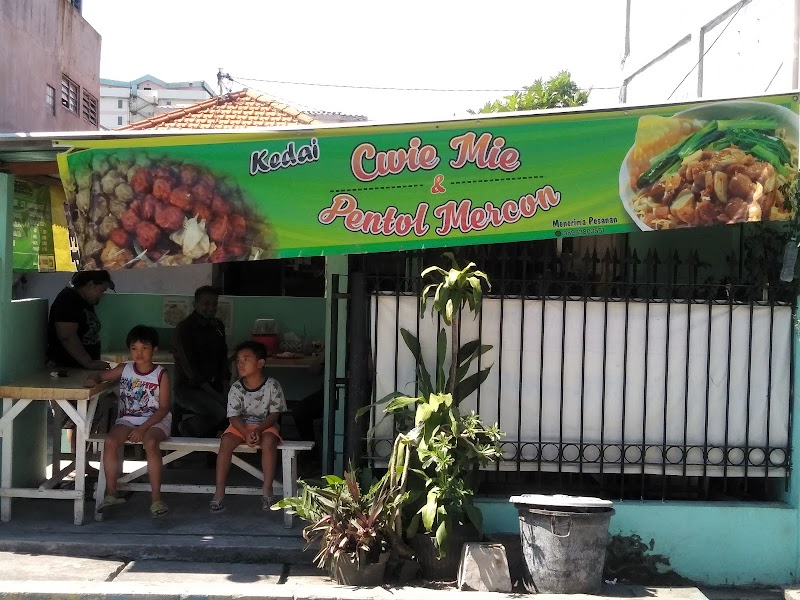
(333, 552, 389, 586)
(409, 523, 480, 581)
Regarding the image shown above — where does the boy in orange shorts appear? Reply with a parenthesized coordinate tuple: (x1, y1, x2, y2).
(210, 341, 286, 513)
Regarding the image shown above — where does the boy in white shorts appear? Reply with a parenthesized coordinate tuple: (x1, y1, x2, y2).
(85, 325, 172, 518)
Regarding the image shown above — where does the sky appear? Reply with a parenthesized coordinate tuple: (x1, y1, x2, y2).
(82, 0, 795, 123)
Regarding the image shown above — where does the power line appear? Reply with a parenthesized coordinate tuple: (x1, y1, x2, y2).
(667, 2, 745, 100)
(764, 62, 783, 92)
(228, 74, 619, 94)
(226, 76, 327, 114)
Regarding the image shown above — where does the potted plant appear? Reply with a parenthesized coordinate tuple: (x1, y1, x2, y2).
(274, 466, 405, 586)
(362, 253, 503, 580)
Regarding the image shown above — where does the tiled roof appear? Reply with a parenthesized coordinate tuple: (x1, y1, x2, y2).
(119, 90, 321, 130)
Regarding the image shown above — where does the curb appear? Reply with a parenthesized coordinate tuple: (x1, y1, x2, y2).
(0, 580, 709, 600)
(0, 534, 312, 565)
(0, 580, 478, 600)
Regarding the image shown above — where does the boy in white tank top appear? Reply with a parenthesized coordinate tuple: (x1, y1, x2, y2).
(85, 325, 172, 518)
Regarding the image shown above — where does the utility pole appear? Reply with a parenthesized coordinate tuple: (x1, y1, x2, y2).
(217, 68, 224, 96)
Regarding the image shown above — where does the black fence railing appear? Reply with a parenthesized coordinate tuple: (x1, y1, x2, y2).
(360, 244, 796, 501)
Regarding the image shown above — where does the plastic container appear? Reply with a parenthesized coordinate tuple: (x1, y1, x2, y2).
(252, 333, 279, 356)
(509, 494, 614, 594)
(253, 319, 278, 335)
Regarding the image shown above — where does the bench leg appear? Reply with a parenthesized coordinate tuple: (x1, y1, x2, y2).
(282, 450, 297, 528)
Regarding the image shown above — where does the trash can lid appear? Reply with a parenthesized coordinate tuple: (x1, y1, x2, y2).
(509, 494, 613, 509)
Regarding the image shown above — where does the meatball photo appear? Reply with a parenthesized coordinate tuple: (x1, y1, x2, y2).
(61, 153, 275, 270)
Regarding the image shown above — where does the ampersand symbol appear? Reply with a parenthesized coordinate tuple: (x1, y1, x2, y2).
(430, 174, 446, 194)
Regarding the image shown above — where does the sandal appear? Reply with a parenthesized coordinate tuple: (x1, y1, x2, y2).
(262, 495, 278, 512)
(150, 500, 169, 518)
(209, 498, 225, 513)
(97, 494, 126, 513)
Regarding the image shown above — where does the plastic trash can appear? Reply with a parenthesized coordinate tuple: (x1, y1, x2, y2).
(510, 494, 614, 594)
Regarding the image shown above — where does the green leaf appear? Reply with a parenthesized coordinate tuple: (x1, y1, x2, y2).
(463, 502, 483, 534)
(323, 475, 345, 486)
(421, 495, 438, 531)
(435, 520, 448, 554)
(442, 252, 458, 269)
(415, 403, 433, 425)
(385, 395, 419, 413)
(421, 265, 447, 278)
(401, 328, 433, 395)
(354, 391, 403, 420)
(406, 513, 421, 538)
(454, 365, 492, 404)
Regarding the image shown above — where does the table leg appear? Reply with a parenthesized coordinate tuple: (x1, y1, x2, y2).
(282, 450, 296, 528)
(51, 402, 64, 478)
(1, 398, 14, 521)
(72, 399, 91, 526)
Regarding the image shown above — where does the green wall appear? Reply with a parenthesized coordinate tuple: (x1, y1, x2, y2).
(95, 292, 327, 403)
(478, 498, 797, 586)
(0, 174, 47, 486)
(96, 293, 326, 351)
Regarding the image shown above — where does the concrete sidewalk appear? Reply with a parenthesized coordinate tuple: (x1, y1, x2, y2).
(0, 457, 785, 600)
(0, 552, 788, 600)
(0, 552, 711, 599)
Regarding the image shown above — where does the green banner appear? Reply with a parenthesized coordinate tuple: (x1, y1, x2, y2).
(12, 179, 56, 272)
(57, 93, 799, 271)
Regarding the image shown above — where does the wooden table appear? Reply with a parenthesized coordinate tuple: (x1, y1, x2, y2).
(0, 369, 114, 525)
(264, 354, 324, 369)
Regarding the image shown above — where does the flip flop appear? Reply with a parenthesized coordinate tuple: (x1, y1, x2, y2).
(150, 500, 169, 518)
(209, 498, 225, 513)
(262, 495, 278, 511)
(97, 494, 126, 513)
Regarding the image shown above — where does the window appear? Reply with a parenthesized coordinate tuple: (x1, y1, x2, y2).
(45, 85, 55, 116)
(117, 99, 123, 109)
(166, 101, 171, 106)
(81, 91, 98, 126)
(117, 116, 123, 126)
(61, 75, 79, 113)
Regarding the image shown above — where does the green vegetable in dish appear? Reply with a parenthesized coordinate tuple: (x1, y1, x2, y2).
(636, 116, 793, 189)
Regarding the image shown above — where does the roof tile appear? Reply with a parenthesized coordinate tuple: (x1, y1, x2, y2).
(119, 89, 321, 130)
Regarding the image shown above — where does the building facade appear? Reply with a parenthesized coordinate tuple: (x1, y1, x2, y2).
(99, 75, 215, 130)
(0, 0, 101, 133)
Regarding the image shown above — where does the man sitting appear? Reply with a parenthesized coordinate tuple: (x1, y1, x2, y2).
(172, 286, 230, 438)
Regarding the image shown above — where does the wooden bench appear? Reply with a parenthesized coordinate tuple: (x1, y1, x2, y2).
(88, 434, 314, 527)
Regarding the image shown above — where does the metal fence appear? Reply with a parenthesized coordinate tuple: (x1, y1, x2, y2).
(361, 242, 796, 501)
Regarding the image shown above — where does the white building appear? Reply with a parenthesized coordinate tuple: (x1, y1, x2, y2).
(99, 74, 215, 130)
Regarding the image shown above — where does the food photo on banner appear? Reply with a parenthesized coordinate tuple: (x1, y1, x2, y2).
(55, 92, 799, 271)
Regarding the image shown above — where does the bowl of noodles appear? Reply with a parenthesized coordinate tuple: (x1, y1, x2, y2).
(619, 100, 799, 231)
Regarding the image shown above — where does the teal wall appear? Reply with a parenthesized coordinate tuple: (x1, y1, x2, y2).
(95, 293, 326, 351)
(477, 498, 798, 585)
(95, 292, 326, 403)
(0, 174, 47, 486)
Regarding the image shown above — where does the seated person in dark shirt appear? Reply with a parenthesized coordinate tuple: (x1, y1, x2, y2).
(47, 270, 115, 448)
(172, 286, 230, 438)
(47, 270, 114, 371)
